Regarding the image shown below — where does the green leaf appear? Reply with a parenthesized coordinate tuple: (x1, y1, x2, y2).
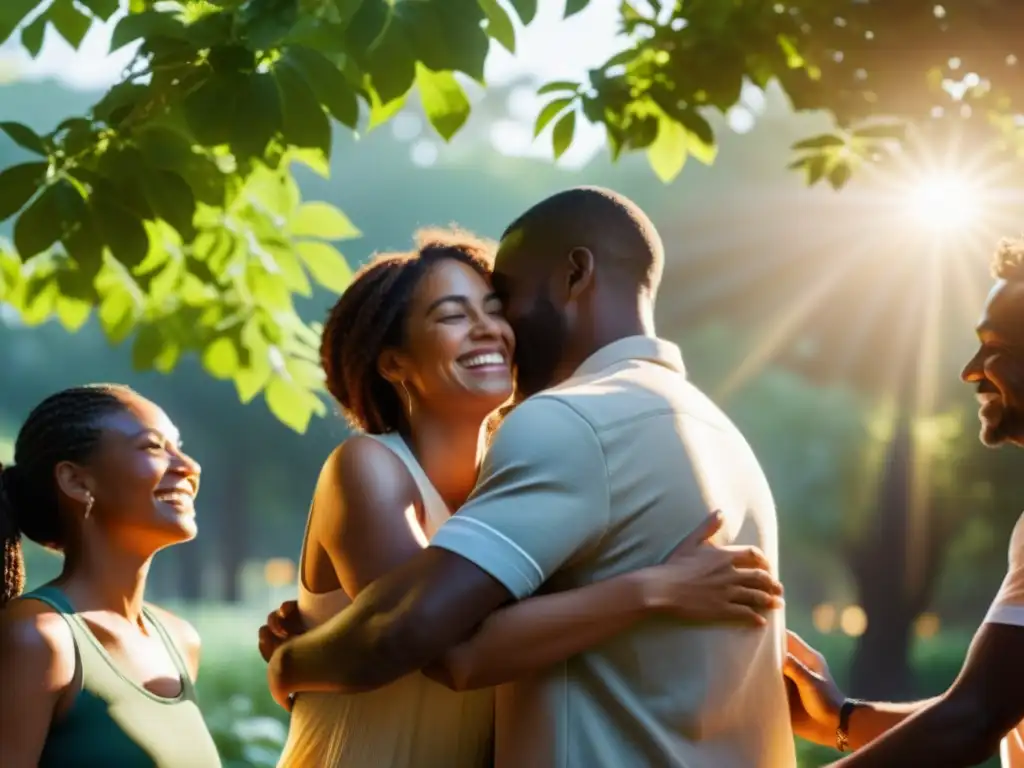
(646, 116, 688, 182)
(202, 335, 241, 379)
(776, 34, 804, 68)
(20, 13, 47, 57)
(55, 294, 91, 331)
(136, 126, 196, 169)
(551, 109, 576, 160)
(478, 0, 515, 53)
(401, 0, 488, 83)
(79, 0, 119, 21)
(537, 80, 579, 95)
(792, 134, 846, 151)
(14, 180, 86, 259)
(230, 71, 284, 159)
(238, 0, 300, 49)
(140, 169, 197, 239)
(98, 288, 138, 343)
(283, 46, 360, 130)
(828, 161, 853, 190)
(111, 9, 186, 52)
(367, 88, 407, 131)
(235, 361, 271, 403)
(509, 0, 537, 24)
(297, 241, 352, 292)
(273, 59, 332, 155)
(0, 121, 48, 156)
(344, 0, 394, 51)
(91, 190, 150, 268)
(290, 202, 360, 240)
(564, 0, 588, 17)
(183, 74, 242, 147)
(265, 375, 317, 433)
(415, 64, 470, 142)
(0, 162, 47, 224)
(805, 154, 828, 185)
(131, 323, 164, 371)
(0, 0, 38, 45)
(48, 0, 92, 50)
(361, 11, 417, 104)
(93, 82, 148, 127)
(534, 96, 574, 137)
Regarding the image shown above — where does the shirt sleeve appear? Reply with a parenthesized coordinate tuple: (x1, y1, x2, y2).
(430, 396, 611, 599)
(984, 513, 1024, 628)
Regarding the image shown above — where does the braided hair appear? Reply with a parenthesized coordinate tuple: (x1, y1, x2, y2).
(320, 227, 495, 434)
(0, 384, 131, 606)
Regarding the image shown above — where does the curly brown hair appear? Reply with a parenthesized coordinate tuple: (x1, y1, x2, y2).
(992, 237, 1024, 282)
(320, 227, 496, 434)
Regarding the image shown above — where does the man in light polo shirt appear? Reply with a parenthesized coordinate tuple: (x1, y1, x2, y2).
(784, 237, 1024, 767)
(269, 187, 796, 766)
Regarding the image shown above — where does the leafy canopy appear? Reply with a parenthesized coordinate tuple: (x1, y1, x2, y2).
(0, 0, 1020, 431)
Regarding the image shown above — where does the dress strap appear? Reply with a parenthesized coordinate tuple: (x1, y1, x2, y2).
(364, 432, 451, 534)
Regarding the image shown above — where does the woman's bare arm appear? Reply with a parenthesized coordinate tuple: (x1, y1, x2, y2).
(0, 603, 76, 768)
(314, 436, 429, 598)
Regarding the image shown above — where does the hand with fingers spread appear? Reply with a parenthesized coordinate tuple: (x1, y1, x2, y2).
(635, 511, 785, 626)
(258, 599, 306, 664)
(784, 630, 846, 745)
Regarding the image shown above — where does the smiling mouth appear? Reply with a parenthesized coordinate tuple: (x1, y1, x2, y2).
(154, 489, 195, 508)
(458, 352, 508, 370)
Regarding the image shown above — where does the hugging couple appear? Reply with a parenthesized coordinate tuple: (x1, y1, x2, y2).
(259, 187, 1024, 768)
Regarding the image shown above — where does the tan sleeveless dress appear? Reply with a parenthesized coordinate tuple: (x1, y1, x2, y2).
(278, 432, 494, 768)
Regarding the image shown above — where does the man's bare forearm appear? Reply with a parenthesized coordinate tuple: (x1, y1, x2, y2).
(832, 695, 998, 767)
(271, 586, 426, 696)
(844, 697, 939, 751)
(269, 548, 514, 698)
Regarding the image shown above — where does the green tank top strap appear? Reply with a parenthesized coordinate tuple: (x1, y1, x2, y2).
(16, 585, 222, 767)
(23, 584, 75, 614)
(142, 605, 197, 696)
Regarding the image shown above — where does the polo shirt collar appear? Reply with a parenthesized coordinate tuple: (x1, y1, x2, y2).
(571, 335, 686, 379)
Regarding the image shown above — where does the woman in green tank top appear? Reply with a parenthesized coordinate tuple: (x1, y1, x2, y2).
(0, 384, 222, 768)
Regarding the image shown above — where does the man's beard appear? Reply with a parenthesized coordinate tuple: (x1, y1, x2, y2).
(512, 294, 568, 400)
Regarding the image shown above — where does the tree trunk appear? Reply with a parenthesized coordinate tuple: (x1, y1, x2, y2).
(847, 412, 924, 699)
(219, 456, 249, 603)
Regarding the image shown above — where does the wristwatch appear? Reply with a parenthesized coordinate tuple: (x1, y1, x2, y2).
(836, 699, 863, 752)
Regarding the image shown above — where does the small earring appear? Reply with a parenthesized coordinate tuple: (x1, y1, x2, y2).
(83, 494, 94, 520)
(400, 381, 412, 416)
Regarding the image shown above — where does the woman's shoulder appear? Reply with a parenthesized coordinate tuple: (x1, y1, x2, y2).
(144, 603, 201, 680)
(323, 434, 421, 506)
(0, 598, 77, 686)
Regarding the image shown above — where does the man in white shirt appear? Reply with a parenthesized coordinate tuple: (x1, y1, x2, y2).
(785, 237, 1024, 766)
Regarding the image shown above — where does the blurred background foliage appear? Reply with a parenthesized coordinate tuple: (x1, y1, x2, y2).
(2, 2, 1023, 766)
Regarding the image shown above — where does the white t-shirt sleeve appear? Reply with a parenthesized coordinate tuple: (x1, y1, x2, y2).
(984, 512, 1024, 627)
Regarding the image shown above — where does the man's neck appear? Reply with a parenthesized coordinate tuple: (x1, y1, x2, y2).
(558, 299, 656, 383)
